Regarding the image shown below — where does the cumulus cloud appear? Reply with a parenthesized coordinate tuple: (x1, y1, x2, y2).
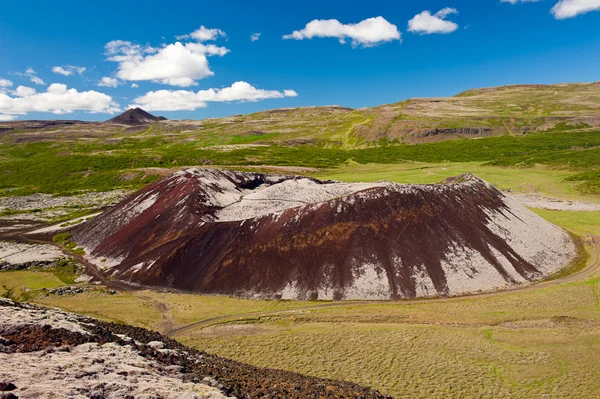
(130, 81, 298, 111)
(13, 86, 37, 97)
(176, 26, 226, 41)
(500, 0, 540, 3)
(104, 33, 230, 87)
(283, 16, 401, 47)
(0, 79, 13, 88)
(0, 114, 16, 121)
(551, 0, 600, 18)
(0, 83, 120, 119)
(251, 33, 262, 42)
(131, 83, 139, 88)
(15, 68, 46, 85)
(408, 8, 459, 35)
(98, 77, 120, 88)
(52, 65, 86, 76)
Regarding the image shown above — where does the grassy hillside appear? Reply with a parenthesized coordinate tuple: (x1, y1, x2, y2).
(0, 81, 599, 196)
(1, 83, 599, 149)
(110, 82, 600, 145)
(1, 128, 600, 196)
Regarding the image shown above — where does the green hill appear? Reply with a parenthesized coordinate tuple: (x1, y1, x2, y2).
(1, 82, 600, 196)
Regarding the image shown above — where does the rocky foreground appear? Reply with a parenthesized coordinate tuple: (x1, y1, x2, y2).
(0, 299, 391, 398)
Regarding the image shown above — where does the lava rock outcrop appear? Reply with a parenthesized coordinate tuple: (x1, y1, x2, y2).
(72, 168, 576, 300)
(0, 299, 390, 398)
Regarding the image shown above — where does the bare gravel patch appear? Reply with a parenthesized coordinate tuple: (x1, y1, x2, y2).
(0, 241, 63, 266)
(506, 192, 600, 211)
(0, 190, 129, 212)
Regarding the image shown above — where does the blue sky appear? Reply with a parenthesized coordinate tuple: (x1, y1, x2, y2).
(1, 0, 599, 121)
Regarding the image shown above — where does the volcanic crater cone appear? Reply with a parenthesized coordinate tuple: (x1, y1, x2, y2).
(105, 107, 167, 126)
(72, 168, 577, 300)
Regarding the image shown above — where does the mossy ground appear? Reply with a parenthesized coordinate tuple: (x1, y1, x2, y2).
(18, 240, 597, 399)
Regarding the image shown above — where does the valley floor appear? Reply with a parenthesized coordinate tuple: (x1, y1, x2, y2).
(1, 162, 600, 398)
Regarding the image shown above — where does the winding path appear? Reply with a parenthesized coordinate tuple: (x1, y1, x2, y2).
(167, 235, 600, 337)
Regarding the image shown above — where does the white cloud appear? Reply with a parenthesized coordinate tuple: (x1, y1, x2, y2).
(52, 65, 86, 76)
(0, 114, 16, 121)
(98, 77, 120, 88)
(500, 0, 540, 3)
(283, 16, 401, 47)
(0, 79, 13, 88)
(186, 42, 230, 56)
(104, 37, 229, 87)
(29, 76, 45, 85)
(131, 83, 139, 88)
(17, 68, 46, 85)
(130, 81, 298, 111)
(177, 26, 226, 42)
(408, 8, 459, 35)
(13, 86, 36, 97)
(251, 33, 262, 42)
(0, 83, 120, 119)
(551, 0, 600, 18)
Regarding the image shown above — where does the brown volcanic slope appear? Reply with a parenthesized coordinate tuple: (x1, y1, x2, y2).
(106, 107, 167, 125)
(72, 169, 576, 300)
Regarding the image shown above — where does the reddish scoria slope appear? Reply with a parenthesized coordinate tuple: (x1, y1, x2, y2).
(71, 168, 576, 300)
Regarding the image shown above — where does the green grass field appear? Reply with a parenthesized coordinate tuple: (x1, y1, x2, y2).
(0, 270, 65, 300)
(182, 319, 600, 399)
(4, 252, 598, 399)
(2, 129, 600, 196)
(177, 245, 600, 399)
(531, 209, 600, 236)
(313, 161, 599, 202)
(33, 289, 321, 331)
(0, 207, 596, 398)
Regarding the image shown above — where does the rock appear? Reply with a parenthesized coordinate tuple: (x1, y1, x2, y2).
(203, 377, 219, 387)
(0, 382, 16, 391)
(420, 127, 493, 137)
(147, 341, 164, 349)
(48, 287, 86, 296)
(0, 299, 391, 398)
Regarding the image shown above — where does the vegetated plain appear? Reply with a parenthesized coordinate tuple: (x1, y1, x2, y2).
(2, 128, 600, 196)
(3, 235, 597, 399)
(1, 83, 600, 398)
(1, 83, 600, 197)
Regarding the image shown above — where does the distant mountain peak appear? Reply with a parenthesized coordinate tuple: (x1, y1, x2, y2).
(106, 108, 167, 126)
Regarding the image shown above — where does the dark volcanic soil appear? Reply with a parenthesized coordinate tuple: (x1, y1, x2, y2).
(71, 168, 575, 300)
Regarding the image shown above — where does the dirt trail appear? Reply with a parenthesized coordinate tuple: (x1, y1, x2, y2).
(167, 235, 600, 337)
(68, 252, 175, 335)
(0, 226, 176, 335)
